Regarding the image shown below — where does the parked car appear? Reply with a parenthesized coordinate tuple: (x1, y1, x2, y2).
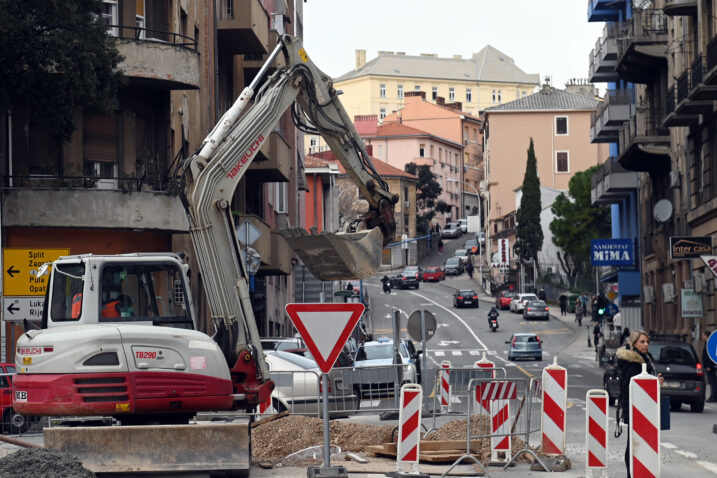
(390, 268, 420, 289)
(453, 249, 469, 264)
(264, 351, 359, 418)
(463, 239, 479, 255)
(1, 363, 35, 434)
(603, 338, 706, 412)
(495, 291, 515, 310)
(261, 336, 304, 352)
(422, 266, 445, 282)
(509, 293, 539, 313)
(403, 266, 423, 282)
(523, 300, 550, 321)
(453, 289, 479, 308)
(444, 257, 464, 276)
(506, 333, 542, 361)
(353, 338, 420, 396)
(457, 219, 468, 233)
(441, 223, 462, 238)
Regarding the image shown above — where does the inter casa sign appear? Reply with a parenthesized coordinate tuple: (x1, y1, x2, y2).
(670, 236, 712, 260)
(590, 239, 635, 266)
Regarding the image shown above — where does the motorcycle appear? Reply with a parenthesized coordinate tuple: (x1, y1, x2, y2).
(489, 317, 498, 332)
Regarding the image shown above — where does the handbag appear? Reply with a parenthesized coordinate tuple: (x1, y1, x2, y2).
(660, 396, 670, 430)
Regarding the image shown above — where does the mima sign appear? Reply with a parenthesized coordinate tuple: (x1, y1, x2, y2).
(590, 239, 635, 266)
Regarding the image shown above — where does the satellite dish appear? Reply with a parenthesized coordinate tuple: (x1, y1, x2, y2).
(653, 199, 673, 223)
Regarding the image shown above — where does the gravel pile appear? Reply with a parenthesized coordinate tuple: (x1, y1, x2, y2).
(0, 448, 95, 478)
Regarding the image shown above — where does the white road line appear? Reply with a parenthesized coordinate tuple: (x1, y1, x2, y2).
(451, 350, 462, 356)
(661, 442, 677, 449)
(675, 450, 698, 459)
(434, 351, 445, 357)
(697, 461, 717, 474)
(408, 290, 489, 350)
(469, 350, 480, 356)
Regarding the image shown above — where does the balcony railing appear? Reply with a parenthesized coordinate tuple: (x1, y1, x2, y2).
(691, 54, 704, 87)
(709, 36, 717, 73)
(0, 175, 175, 193)
(109, 25, 197, 50)
(677, 69, 690, 103)
(665, 85, 676, 116)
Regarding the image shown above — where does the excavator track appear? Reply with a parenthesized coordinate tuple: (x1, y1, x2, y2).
(281, 227, 383, 281)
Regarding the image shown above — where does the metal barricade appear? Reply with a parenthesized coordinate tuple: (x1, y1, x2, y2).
(441, 376, 549, 477)
(332, 363, 413, 416)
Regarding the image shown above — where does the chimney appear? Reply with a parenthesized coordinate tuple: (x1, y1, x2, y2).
(353, 114, 378, 136)
(452, 54, 462, 59)
(436, 96, 445, 106)
(541, 76, 552, 94)
(355, 49, 366, 70)
(446, 102, 463, 111)
(405, 91, 426, 100)
(565, 78, 597, 98)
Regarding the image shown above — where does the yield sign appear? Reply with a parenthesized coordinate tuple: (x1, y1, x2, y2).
(285, 303, 364, 374)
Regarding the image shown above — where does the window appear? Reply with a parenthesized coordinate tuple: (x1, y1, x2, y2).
(380, 108, 386, 120)
(103, 1, 119, 36)
(497, 90, 502, 103)
(83, 113, 119, 189)
(380, 84, 386, 98)
(556, 151, 569, 172)
(555, 116, 568, 135)
(419, 144, 425, 157)
(136, 0, 146, 39)
(50, 263, 85, 322)
(432, 87, 438, 100)
(275, 182, 287, 213)
(522, 91, 527, 98)
(466, 88, 472, 102)
(397, 85, 404, 98)
(492, 90, 496, 103)
(430, 145, 434, 158)
(377, 144, 383, 159)
(415, 85, 421, 91)
(449, 87, 455, 102)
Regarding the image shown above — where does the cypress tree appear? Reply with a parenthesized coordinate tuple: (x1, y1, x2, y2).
(515, 138, 544, 269)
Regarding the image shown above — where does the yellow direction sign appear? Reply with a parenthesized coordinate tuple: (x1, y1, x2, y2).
(3, 248, 70, 296)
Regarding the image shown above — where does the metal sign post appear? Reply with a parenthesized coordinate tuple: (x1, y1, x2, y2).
(322, 373, 331, 469)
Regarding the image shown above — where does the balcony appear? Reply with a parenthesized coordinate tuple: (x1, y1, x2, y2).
(591, 157, 638, 206)
(664, 85, 699, 127)
(663, 0, 698, 16)
(618, 109, 670, 173)
(590, 89, 635, 143)
(1, 185, 188, 232)
(588, 26, 619, 83)
(247, 131, 292, 182)
(707, 36, 717, 85)
(114, 27, 199, 90)
(687, 54, 717, 103)
(241, 30, 286, 82)
(616, 9, 668, 84)
(217, 0, 269, 55)
(587, 0, 623, 22)
(261, 231, 291, 275)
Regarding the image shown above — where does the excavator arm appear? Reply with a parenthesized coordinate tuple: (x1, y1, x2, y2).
(176, 35, 396, 397)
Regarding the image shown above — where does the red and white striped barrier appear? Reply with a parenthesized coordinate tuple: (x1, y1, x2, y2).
(629, 363, 660, 478)
(541, 357, 567, 456)
(490, 397, 512, 462)
(258, 394, 274, 417)
(440, 360, 451, 412)
(396, 383, 424, 475)
(474, 353, 495, 413)
(585, 389, 609, 475)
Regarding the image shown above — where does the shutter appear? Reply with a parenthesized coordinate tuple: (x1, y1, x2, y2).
(83, 114, 118, 163)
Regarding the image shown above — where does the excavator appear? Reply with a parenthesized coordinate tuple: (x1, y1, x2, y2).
(11, 34, 397, 474)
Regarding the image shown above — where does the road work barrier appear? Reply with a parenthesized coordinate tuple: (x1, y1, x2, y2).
(585, 389, 609, 476)
(394, 384, 425, 476)
(443, 376, 550, 476)
(541, 357, 567, 456)
(629, 363, 661, 478)
(440, 360, 451, 412)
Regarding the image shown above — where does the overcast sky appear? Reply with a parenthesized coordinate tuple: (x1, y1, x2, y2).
(303, 0, 605, 92)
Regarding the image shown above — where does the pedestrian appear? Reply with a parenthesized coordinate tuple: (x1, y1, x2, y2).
(617, 330, 664, 477)
(465, 260, 474, 279)
(593, 323, 601, 355)
(702, 329, 717, 402)
(559, 294, 567, 316)
(591, 295, 599, 323)
(575, 298, 584, 326)
(620, 326, 630, 345)
(437, 238, 444, 255)
(538, 289, 546, 301)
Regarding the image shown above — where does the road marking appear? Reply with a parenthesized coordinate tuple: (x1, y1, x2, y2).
(434, 351, 445, 357)
(451, 350, 462, 356)
(516, 365, 532, 377)
(420, 303, 434, 306)
(438, 340, 460, 347)
(661, 443, 677, 449)
(469, 350, 480, 356)
(675, 450, 698, 459)
(538, 328, 573, 335)
(697, 461, 717, 474)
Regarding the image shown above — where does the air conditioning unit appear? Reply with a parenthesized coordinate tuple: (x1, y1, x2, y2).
(404, 200, 410, 208)
(669, 170, 681, 189)
(694, 271, 706, 293)
(662, 283, 675, 303)
(643, 285, 655, 304)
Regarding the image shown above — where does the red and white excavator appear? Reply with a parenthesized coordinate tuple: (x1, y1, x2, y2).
(12, 34, 396, 474)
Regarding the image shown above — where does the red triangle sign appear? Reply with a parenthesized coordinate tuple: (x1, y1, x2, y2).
(285, 303, 365, 373)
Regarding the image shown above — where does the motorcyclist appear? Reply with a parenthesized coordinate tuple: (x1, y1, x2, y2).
(488, 306, 499, 328)
(381, 275, 392, 293)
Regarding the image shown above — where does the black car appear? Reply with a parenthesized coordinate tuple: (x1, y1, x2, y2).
(603, 338, 706, 412)
(453, 289, 479, 308)
(389, 269, 420, 290)
(463, 239, 479, 255)
(444, 257, 464, 276)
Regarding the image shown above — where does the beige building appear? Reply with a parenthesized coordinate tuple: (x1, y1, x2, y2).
(483, 84, 610, 274)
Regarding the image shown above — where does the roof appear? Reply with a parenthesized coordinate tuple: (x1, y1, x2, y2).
(306, 151, 418, 180)
(485, 86, 599, 112)
(337, 45, 540, 85)
(366, 122, 462, 148)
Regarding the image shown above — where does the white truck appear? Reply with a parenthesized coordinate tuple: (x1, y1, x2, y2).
(12, 34, 397, 474)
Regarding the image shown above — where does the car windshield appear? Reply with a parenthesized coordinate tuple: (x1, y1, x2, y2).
(404, 267, 419, 273)
(268, 351, 318, 370)
(454, 250, 467, 257)
(514, 335, 539, 343)
(446, 258, 460, 266)
(356, 343, 392, 361)
(503, 292, 515, 298)
(458, 290, 476, 296)
(649, 344, 697, 365)
(526, 301, 547, 308)
(520, 295, 538, 301)
(425, 267, 440, 273)
(464, 240, 477, 247)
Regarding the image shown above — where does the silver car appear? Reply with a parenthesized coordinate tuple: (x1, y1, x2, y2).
(523, 300, 550, 321)
(506, 333, 543, 361)
(264, 351, 359, 417)
(509, 293, 539, 313)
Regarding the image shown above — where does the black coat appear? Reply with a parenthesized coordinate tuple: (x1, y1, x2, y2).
(616, 345, 657, 421)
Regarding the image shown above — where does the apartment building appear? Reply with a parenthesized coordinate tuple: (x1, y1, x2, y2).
(483, 83, 609, 285)
(588, 0, 717, 339)
(0, 0, 302, 360)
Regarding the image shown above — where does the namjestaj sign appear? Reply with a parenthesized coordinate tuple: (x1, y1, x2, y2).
(590, 239, 635, 266)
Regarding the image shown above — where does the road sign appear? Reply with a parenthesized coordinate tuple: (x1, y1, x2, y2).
(285, 303, 364, 373)
(3, 248, 70, 296)
(707, 330, 717, 365)
(236, 221, 262, 246)
(2, 297, 44, 322)
(406, 310, 436, 342)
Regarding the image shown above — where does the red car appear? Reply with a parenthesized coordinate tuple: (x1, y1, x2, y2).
(496, 291, 515, 310)
(422, 266, 445, 282)
(1, 362, 34, 434)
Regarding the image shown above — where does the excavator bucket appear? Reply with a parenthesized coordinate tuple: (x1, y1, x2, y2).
(281, 227, 383, 281)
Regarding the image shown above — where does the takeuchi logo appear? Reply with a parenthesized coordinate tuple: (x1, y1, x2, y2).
(225, 134, 265, 179)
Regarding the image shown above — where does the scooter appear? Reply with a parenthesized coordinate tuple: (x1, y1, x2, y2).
(382, 280, 392, 294)
(489, 317, 499, 332)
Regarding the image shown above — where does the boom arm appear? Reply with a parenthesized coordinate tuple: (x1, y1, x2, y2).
(177, 35, 396, 395)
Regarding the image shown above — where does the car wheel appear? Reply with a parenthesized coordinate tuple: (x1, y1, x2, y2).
(690, 401, 705, 413)
(415, 283, 419, 290)
(536, 356, 542, 361)
(508, 354, 513, 361)
(2, 408, 33, 435)
(670, 400, 682, 412)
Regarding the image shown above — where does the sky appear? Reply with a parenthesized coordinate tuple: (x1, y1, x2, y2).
(303, 0, 605, 92)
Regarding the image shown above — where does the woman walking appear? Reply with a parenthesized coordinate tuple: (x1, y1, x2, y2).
(617, 330, 663, 477)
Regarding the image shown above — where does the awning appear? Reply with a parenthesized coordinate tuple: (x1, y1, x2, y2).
(599, 269, 619, 283)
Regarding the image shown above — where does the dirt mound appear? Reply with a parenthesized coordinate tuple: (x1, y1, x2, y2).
(0, 448, 95, 478)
